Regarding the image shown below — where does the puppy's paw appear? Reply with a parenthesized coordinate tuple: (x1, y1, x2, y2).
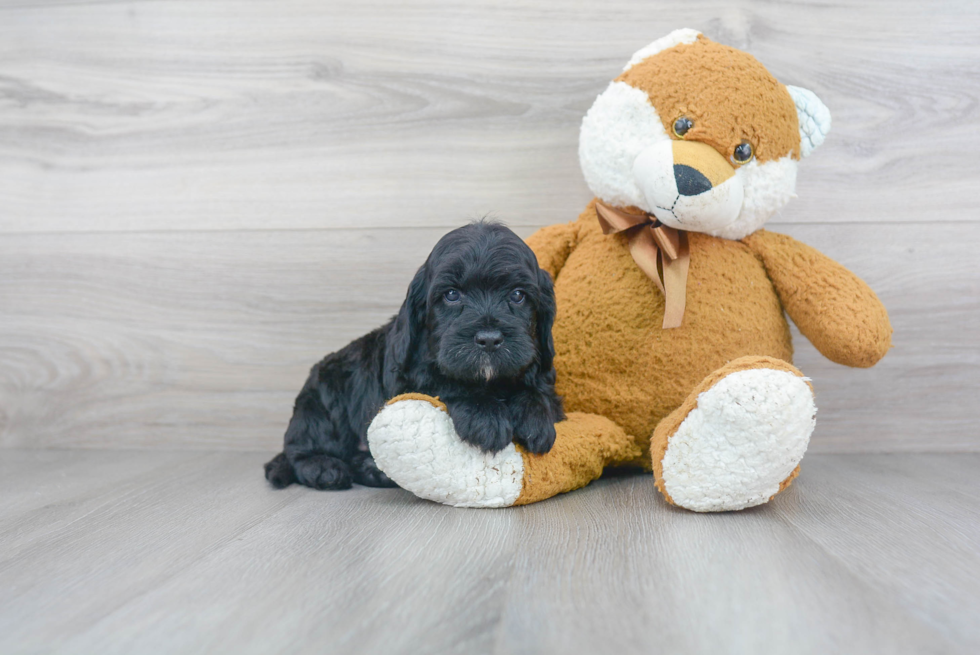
(350, 453, 398, 488)
(513, 413, 557, 455)
(448, 401, 513, 454)
(264, 452, 297, 489)
(291, 454, 353, 490)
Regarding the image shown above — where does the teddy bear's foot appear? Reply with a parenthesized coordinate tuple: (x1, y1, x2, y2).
(367, 394, 525, 507)
(368, 394, 642, 507)
(651, 356, 816, 512)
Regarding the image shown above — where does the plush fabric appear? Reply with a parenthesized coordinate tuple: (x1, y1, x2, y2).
(618, 34, 801, 163)
(515, 412, 641, 506)
(372, 395, 525, 508)
(371, 397, 640, 507)
(386, 392, 448, 411)
(367, 29, 892, 511)
(741, 230, 893, 367)
(649, 355, 812, 507)
(657, 365, 814, 511)
(542, 202, 794, 465)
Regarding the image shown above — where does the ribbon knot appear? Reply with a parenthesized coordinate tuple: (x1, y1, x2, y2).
(594, 200, 690, 329)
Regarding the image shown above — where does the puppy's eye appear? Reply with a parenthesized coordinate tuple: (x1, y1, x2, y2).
(443, 289, 461, 303)
(508, 289, 526, 304)
(732, 141, 754, 164)
(673, 116, 693, 138)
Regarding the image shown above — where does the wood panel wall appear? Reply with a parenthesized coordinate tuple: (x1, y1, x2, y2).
(2, 0, 978, 452)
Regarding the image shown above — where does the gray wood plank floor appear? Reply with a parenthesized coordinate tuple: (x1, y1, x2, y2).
(1, 450, 978, 654)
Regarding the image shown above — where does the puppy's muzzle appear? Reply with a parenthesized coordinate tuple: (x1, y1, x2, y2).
(633, 140, 744, 233)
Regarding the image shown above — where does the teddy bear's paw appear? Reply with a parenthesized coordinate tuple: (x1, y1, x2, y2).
(659, 367, 815, 512)
(367, 395, 524, 508)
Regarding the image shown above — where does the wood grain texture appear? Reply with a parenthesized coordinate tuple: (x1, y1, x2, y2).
(2, 4, 977, 653)
(0, 451, 977, 654)
(2, 223, 978, 452)
(1, 0, 978, 452)
(0, 0, 978, 233)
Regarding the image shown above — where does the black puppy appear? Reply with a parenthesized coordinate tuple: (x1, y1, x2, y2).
(264, 221, 564, 491)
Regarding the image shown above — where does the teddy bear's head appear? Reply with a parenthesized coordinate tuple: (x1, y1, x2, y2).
(580, 29, 831, 240)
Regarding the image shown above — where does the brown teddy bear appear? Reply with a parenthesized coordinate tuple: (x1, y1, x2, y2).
(367, 29, 893, 511)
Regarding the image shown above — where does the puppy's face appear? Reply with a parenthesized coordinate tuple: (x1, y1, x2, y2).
(424, 224, 553, 384)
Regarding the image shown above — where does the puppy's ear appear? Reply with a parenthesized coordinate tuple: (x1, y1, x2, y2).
(384, 264, 428, 392)
(535, 267, 557, 373)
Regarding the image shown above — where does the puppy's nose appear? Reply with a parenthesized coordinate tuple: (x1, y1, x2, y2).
(673, 164, 713, 196)
(474, 330, 503, 352)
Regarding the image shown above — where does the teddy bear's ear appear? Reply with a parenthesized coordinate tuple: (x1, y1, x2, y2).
(623, 28, 702, 72)
(786, 85, 832, 157)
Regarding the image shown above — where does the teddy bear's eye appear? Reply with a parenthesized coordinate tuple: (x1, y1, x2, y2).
(673, 117, 693, 138)
(732, 141, 754, 164)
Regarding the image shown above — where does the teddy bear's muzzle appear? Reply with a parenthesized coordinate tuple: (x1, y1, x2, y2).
(633, 140, 744, 234)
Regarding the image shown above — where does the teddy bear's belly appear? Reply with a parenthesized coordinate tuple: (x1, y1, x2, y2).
(551, 231, 792, 459)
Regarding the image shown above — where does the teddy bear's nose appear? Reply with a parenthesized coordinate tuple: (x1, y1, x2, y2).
(673, 164, 713, 196)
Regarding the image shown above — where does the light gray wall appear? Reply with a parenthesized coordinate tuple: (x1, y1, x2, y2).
(1, 0, 977, 452)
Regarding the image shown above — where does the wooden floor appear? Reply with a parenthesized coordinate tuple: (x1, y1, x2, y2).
(1, 451, 977, 654)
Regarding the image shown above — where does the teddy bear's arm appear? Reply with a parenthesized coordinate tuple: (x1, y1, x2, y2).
(525, 221, 582, 279)
(742, 229, 892, 368)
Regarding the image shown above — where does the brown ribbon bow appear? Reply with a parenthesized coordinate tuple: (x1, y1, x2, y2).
(594, 200, 690, 329)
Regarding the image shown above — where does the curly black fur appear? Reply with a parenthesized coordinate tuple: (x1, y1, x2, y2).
(265, 221, 565, 491)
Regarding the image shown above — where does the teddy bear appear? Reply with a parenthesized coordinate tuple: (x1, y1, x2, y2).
(366, 28, 893, 511)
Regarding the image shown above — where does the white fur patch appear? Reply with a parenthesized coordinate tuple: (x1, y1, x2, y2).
(367, 400, 524, 508)
(787, 85, 831, 158)
(661, 368, 816, 512)
(579, 81, 670, 211)
(714, 156, 798, 240)
(630, 140, 678, 214)
(623, 28, 701, 72)
(581, 32, 805, 242)
(580, 82, 798, 240)
(671, 175, 744, 232)
(632, 141, 745, 232)
(626, 138, 796, 239)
